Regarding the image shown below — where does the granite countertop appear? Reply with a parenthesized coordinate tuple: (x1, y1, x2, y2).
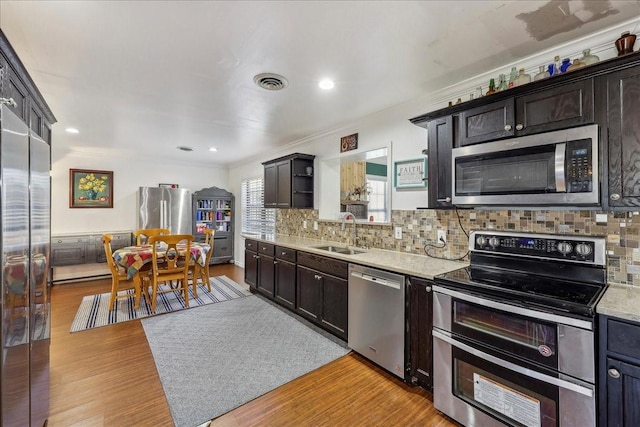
(242, 233, 467, 280)
(598, 283, 640, 323)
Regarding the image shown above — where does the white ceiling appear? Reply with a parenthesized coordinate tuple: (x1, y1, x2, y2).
(2, 1, 640, 166)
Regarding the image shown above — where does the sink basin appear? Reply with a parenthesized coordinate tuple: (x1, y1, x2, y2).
(313, 245, 366, 255)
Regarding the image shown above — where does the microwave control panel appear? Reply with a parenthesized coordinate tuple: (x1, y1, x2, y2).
(566, 138, 593, 193)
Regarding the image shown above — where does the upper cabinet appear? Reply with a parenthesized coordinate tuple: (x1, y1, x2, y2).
(0, 30, 56, 138)
(426, 116, 454, 208)
(458, 80, 594, 146)
(263, 153, 315, 208)
(603, 66, 640, 208)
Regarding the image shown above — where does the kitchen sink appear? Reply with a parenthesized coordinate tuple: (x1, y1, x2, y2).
(312, 245, 366, 255)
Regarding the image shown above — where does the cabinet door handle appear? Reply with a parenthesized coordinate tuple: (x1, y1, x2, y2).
(0, 97, 17, 108)
(274, 260, 278, 265)
(426, 286, 432, 292)
(504, 124, 512, 131)
(608, 368, 620, 379)
(314, 274, 322, 280)
(437, 197, 451, 203)
(253, 255, 259, 259)
(515, 124, 524, 131)
(610, 193, 621, 201)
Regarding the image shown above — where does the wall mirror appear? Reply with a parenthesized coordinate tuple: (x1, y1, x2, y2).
(318, 146, 391, 222)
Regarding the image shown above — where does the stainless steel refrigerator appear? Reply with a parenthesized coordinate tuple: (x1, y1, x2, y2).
(1, 104, 51, 426)
(137, 187, 192, 235)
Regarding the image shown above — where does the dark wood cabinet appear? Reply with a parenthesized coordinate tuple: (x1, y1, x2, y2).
(426, 115, 454, 208)
(515, 79, 593, 135)
(458, 81, 594, 147)
(458, 98, 514, 146)
(296, 265, 322, 321)
(296, 251, 348, 340)
(603, 66, 640, 208)
(263, 153, 315, 208)
(408, 276, 433, 390)
(274, 246, 296, 309)
(256, 242, 275, 297)
(599, 315, 640, 427)
(0, 32, 55, 133)
(244, 239, 258, 289)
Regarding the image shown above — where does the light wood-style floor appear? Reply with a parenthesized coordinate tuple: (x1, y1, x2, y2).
(50, 264, 458, 426)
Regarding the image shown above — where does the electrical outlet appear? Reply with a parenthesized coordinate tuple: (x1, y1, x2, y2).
(394, 226, 402, 239)
(313, 221, 318, 231)
(437, 230, 447, 244)
(303, 220, 307, 229)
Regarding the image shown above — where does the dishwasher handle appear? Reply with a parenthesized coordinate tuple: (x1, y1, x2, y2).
(350, 271, 401, 290)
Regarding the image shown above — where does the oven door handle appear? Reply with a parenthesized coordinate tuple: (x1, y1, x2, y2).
(433, 328, 594, 397)
(432, 285, 593, 330)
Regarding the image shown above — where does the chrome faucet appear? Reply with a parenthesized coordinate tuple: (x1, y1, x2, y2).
(341, 212, 357, 247)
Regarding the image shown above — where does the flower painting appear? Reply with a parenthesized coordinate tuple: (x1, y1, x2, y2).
(69, 169, 113, 208)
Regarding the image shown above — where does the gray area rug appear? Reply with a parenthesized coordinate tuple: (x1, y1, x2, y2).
(142, 295, 350, 427)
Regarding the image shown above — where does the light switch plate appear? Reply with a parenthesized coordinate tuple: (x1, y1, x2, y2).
(313, 221, 318, 231)
(303, 220, 307, 229)
(394, 226, 402, 239)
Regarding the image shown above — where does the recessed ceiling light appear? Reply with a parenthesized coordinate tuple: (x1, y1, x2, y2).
(318, 79, 335, 90)
(177, 146, 194, 152)
(209, 147, 218, 152)
(65, 127, 79, 134)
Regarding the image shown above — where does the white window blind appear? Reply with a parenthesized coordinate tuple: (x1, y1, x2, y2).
(241, 178, 275, 234)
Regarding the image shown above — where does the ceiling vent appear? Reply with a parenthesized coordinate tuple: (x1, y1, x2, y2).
(254, 73, 289, 91)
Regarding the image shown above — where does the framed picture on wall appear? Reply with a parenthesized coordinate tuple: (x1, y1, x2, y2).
(394, 158, 427, 189)
(69, 169, 114, 208)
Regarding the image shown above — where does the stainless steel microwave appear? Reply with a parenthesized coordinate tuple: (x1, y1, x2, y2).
(451, 124, 599, 206)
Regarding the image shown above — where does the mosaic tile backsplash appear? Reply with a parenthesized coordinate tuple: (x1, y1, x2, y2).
(275, 208, 639, 286)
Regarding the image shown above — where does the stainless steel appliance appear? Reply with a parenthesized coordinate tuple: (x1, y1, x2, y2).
(1, 104, 51, 426)
(348, 264, 405, 378)
(452, 124, 599, 206)
(432, 231, 606, 427)
(137, 187, 192, 235)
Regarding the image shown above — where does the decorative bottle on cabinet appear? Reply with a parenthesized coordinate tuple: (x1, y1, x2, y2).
(560, 58, 571, 73)
(580, 49, 599, 65)
(486, 78, 496, 95)
(534, 65, 550, 81)
(508, 67, 518, 88)
(496, 74, 508, 92)
(514, 68, 531, 86)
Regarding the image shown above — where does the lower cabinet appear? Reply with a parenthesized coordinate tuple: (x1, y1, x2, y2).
(274, 246, 296, 309)
(296, 252, 348, 340)
(408, 276, 433, 389)
(244, 240, 258, 289)
(256, 242, 275, 297)
(599, 315, 640, 426)
(51, 232, 132, 267)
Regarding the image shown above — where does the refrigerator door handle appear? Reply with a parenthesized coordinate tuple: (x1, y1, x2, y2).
(160, 200, 165, 229)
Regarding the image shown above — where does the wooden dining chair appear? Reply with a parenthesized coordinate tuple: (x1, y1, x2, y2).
(199, 229, 215, 291)
(103, 234, 150, 310)
(189, 229, 215, 298)
(148, 234, 193, 312)
(134, 228, 170, 245)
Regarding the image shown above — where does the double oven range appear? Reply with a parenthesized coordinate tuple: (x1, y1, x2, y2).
(432, 231, 606, 427)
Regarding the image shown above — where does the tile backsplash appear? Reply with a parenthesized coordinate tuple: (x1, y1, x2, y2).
(275, 208, 639, 286)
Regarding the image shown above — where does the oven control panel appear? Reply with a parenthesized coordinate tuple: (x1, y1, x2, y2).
(471, 231, 605, 264)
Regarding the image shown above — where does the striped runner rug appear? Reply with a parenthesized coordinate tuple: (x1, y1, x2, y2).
(70, 276, 251, 333)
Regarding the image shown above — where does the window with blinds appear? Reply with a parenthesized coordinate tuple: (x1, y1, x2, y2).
(241, 178, 275, 234)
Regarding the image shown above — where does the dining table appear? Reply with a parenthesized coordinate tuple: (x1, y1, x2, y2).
(112, 242, 210, 280)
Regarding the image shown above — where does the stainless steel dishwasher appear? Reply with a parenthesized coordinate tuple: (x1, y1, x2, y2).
(348, 264, 405, 379)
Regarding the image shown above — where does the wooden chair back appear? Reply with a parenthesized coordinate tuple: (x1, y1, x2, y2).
(148, 234, 194, 311)
(199, 229, 215, 290)
(134, 228, 170, 245)
(102, 233, 147, 310)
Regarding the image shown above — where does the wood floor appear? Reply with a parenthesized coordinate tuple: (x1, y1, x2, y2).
(49, 264, 459, 427)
